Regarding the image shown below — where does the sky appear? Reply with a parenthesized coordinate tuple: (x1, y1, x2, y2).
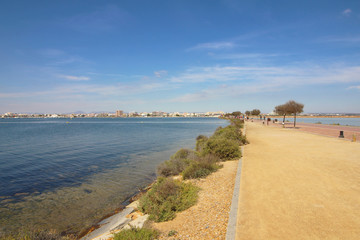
(0, 0, 360, 114)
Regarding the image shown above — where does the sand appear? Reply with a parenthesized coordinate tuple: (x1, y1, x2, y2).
(236, 122, 360, 239)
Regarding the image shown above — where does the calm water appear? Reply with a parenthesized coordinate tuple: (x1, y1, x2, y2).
(283, 117, 360, 126)
(0, 117, 227, 234)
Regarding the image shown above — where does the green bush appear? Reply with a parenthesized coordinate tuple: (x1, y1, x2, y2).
(213, 125, 247, 145)
(195, 135, 208, 152)
(139, 178, 199, 222)
(203, 137, 241, 160)
(157, 149, 196, 177)
(113, 227, 159, 240)
(182, 154, 221, 179)
(230, 118, 245, 128)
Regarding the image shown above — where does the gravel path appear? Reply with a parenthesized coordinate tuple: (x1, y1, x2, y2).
(151, 160, 239, 240)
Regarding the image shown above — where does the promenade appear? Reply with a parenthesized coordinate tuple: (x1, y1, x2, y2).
(236, 122, 360, 239)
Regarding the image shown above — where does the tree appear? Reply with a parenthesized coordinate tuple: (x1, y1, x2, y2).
(274, 104, 288, 123)
(284, 100, 304, 127)
(245, 111, 251, 116)
(251, 109, 261, 116)
(232, 111, 241, 117)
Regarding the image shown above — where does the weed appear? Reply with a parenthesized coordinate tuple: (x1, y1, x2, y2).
(113, 227, 159, 240)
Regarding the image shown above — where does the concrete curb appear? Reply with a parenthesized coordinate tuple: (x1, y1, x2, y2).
(226, 125, 246, 240)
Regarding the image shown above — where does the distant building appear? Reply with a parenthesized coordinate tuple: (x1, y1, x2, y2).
(116, 110, 124, 117)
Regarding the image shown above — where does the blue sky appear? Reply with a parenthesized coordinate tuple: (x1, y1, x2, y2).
(1, 0, 360, 114)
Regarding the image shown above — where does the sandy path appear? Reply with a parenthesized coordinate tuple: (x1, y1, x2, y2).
(152, 160, 238, 240)
(236, 122, 360, 239)
(250, 119, 360, 141)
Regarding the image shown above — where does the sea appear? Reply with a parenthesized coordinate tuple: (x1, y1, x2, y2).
(0, 117, 227, 234)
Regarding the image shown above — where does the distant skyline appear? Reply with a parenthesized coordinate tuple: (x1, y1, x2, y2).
(1, 0, 360, 114)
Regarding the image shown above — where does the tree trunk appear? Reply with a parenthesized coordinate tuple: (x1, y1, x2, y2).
(294, 113, 296, 128)
(283, 114, 286, 123)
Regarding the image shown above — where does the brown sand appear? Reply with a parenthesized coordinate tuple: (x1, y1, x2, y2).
(151, 160, 238, 240)
(236, 122, 360, 240)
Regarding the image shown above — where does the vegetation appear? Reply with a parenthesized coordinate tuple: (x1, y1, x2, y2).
(195, 135, 208, 152)
(182, 154, 221, 179)
(274, 104, 288, 123)
(286, 100, 304, 127)
(251, 109, 261, 116)
(140, 117, 246, 224)
(202, 137, 241, 160)
(0, 229, 75, 240)
(113, 227, 159, 240)
(157, 149, 196, 177)
(168, 230, 178, 237)
(139, 178, 199, 222)
(275, 100, 304, 127)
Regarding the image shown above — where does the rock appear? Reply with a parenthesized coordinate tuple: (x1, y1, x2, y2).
(126, 200, 139, 210)
(123, 214, 149, 230)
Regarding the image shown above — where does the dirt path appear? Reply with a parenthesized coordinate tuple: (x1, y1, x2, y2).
(236, 122, 360, 239)
(152, 160, 238, 239)
(250, 119, 360, 141)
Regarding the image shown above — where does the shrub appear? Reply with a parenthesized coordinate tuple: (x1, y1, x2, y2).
(139, 178, 199, 222)
(203, 137, 241, 160)
(182, 154, 221, 179)
(157, 149, 196, 177)
(113, 227, 159, 240)
(229, 118, 244, 128)
(195, 135, 208, 152)
(170, 148, 196, 160)
(213, 125, 247, 145)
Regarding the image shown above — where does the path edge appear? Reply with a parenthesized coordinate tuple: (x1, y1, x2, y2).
(225, 125, 245, 240)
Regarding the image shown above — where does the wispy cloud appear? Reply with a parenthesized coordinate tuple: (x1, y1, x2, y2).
(188, 41, 236, 51)
(213, 53, 281, 59)
(169, 64, 360, 102)
(347, 85, 360, 90)
(154, 70, 168, 78)
(342, 8, 352, 16)
(59, 75, 90, 81)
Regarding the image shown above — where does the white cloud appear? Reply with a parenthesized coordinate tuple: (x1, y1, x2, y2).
(188, 41, 236, 51)
(169, 64, 360, 103)
(342, 8, 352, 16)
(154, 70, 168, 78)
(213, 53, 281, 59)
(347, 85, 360, 90)
(60, 75, 90, 81)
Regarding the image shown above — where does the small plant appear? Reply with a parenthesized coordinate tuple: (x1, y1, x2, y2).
(139, 178, 199, 222)
(113, 227, 159, 240)
(168, 230, 178, 237)
(315, 121, 322, 124)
